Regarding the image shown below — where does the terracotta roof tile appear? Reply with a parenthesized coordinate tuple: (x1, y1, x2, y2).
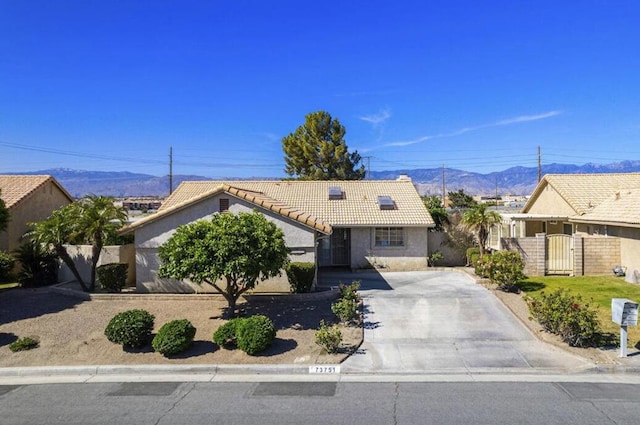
(570, 189, 640, 227)
(0, 175, 73, 209)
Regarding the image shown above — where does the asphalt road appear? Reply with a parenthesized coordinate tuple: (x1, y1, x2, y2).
(2, 381, 640, 425)
(321, 271, 592, 373)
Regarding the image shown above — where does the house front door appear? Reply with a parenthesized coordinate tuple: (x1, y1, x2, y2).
(318, 228, 351, 267)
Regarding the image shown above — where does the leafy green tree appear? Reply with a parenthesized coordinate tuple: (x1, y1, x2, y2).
(282, 110, 366, 180)
(448, 189, 477, 209)
(29, 206, 88, 290)
(158, 212, 290, 317)
(73, 195, 127, 292)
(0, 190, 9, 233)
(422, 195, 449, 231)
(461, 203, 502, 256)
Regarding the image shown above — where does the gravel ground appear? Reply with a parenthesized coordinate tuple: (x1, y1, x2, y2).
(0, 287, 361, 367)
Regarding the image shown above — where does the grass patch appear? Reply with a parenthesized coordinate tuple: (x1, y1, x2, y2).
(0, 282, 19, 290)
(519, 275, 640, 348)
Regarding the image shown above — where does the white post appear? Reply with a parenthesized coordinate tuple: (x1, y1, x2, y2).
(620, 325, 628, 357)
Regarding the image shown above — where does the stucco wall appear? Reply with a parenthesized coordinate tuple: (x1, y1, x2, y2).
(350, 226, 429, 271)
(0, 181, 72, 253)
(58, 244, 136, 285)
(526, 184, 576, 216)
(134, 194, 316, 293)
(427, 231, 466, 266)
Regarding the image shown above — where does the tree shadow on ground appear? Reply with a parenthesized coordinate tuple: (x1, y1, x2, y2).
(517, 281, 546, 292)
(238, 297, 338, 331)
(0, 288, 85, 326)
(0, 332, 18, 347)
(169, 341, 218, 359)
(251, 338, 298, 357)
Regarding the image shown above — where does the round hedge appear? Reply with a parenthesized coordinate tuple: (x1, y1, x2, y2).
(104, 309, 155, 348)
(212, 318, 242, 348)
(236, 315, 276, 355)
(152, 319, 196, 356)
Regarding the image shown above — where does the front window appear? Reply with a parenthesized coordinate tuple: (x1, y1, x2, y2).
(375, 227, 404, 247)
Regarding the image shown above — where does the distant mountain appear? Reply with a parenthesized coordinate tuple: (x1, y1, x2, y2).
(8, 160, 640, 197)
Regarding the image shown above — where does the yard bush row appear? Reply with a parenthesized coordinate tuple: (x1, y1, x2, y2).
(526, 289, 602, 347)
(212, 315, 276, 355)
(0, 251, 15, 282)
(97, 263, 129, 293)
(285, 262, 315, 293)
(314, 279, 362, 353)
(152, 319, 197, 356)
(474, 250, 526, 292)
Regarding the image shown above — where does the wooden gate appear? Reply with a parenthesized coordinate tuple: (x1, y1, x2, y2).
(546, 234, 573, 275)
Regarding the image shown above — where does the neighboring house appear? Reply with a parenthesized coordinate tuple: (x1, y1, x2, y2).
(494, 173, 640, 276)
(0, 175, 74, 254)
(120, 179, 434, 293)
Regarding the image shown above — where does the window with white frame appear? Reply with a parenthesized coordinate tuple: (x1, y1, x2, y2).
(375, 227, 404, 247)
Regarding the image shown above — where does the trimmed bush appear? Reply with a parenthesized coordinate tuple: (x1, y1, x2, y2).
(338, 280, 360, 302)
(236, 315, 276, 355)
(9, 336, 39, 352)
(314, 320, 342, 353)
(285, 262, 315, 293)
(526, 289, 602, 347)
(152, 319, 196, 356)
(14, 240, 58, 287)
(97, 263, 129, 293)
(104, 309, 155, 348)
(331, 298, 358, 324)
(0, 251, 15, 281)
(212, 318, 243, 348)
(476, 251, 526, 292)
(466, 247, 480, 267)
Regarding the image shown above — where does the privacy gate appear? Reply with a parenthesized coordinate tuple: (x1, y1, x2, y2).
(546, 234, 573, 275)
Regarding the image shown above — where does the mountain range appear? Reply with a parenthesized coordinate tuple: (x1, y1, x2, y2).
(8, 160, 640, 198)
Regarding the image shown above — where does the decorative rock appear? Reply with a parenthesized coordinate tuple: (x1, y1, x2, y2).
(625, 269, 640, 284)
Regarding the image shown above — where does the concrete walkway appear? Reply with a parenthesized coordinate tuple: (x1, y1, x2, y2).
(322, 270, 595, 374)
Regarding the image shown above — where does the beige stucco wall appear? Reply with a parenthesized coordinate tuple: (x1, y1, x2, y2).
(134, 194, 316, 293)
(0, 181, 72, 253)
(58, 244, 136, 285)
(526, 184, 576, 216)
(427, 231, 466, 266)
(350, 226, 429, 271)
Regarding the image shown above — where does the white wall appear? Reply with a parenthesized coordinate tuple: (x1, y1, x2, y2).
(58, 244, 135, 285)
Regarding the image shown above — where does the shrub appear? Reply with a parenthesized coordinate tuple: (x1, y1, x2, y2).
(486, 251, 526, 292)
(526, 289, 602, 347)
(97, 263, 129, 293)
(427, 250, 443, 267)
(104, 309, 155, 348)
(285, 262, 315, 293)
(0, 251, 16, 281)
(236, 315, 276, 355)
(314, 320, 342, 353)
(152, 319, 196, 356)
(14, 240, 58, 287)
(9, 336, 39, 352)
(331, 298, 359, 324)
(338, 280, 360, 302)
(466, 247, 480, 266)
(212, 318, 243, 348)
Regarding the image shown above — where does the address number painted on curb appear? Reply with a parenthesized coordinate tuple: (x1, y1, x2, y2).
(309, 366, 340, 374)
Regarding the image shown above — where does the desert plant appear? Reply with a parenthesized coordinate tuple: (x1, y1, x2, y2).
(285, 262, 315, 293)
(314, 320, 342, 353)
(526, 289, 602, 347)
(331, 297, 359, 324)
(152, 319, 196, 356)
(236, 315, 276, 355)
(338, 280, 360, 302)
(466, 247, 480, 266)
(427, 250, 443, 267)
(13, 240, 58, 287)
(212, 318, 244, 348)
(0, 251, 15, 281)
(9, 336, 39, 352)
(97, 263, 129, 293)
(104, 309, 155, 348)
(475, 251, 526, 292)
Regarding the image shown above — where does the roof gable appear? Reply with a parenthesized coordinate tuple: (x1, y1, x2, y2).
(522, 173, 640, 215)
(0, 175, 74, 209)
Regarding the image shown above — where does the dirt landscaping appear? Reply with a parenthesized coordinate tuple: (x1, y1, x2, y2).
(0, 286, 362, 367)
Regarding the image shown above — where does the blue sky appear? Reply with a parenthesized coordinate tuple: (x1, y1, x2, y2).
(1, 1, 639, 178)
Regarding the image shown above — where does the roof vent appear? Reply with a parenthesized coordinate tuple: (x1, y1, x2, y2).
(397, 174, 411, 181)
(329, 186, 344, 200)
(378, 196, 396, 210)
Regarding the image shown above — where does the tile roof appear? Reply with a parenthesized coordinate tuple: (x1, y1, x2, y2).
(570, 189, 640, 227)
(124, 180, 433, 234)
(0, 175, 73, 209)
(523, 173, 640, 215)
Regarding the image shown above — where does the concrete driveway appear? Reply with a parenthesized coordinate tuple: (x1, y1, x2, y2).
(320, 270, 594, 374)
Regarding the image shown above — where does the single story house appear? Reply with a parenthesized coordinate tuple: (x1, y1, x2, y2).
(493, 173, 640, 275)
(0, 175, 74, 254)
(120, 178, 434, 293)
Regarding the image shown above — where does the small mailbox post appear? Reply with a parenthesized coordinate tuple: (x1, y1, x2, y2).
(612, 298, 639, 357)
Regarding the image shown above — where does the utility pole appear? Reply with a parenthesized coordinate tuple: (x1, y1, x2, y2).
(538, 146, 541, 182)
(441, 165, 446, 207)
(169, 146, 173, 195)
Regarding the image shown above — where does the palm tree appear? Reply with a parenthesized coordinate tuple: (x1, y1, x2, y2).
(29, 206, 88, 291)
(75, 195, 127, 292)
(461, 203, 502, 256)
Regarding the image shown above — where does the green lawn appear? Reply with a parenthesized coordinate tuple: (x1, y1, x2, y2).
(519, 275, 640, 347)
